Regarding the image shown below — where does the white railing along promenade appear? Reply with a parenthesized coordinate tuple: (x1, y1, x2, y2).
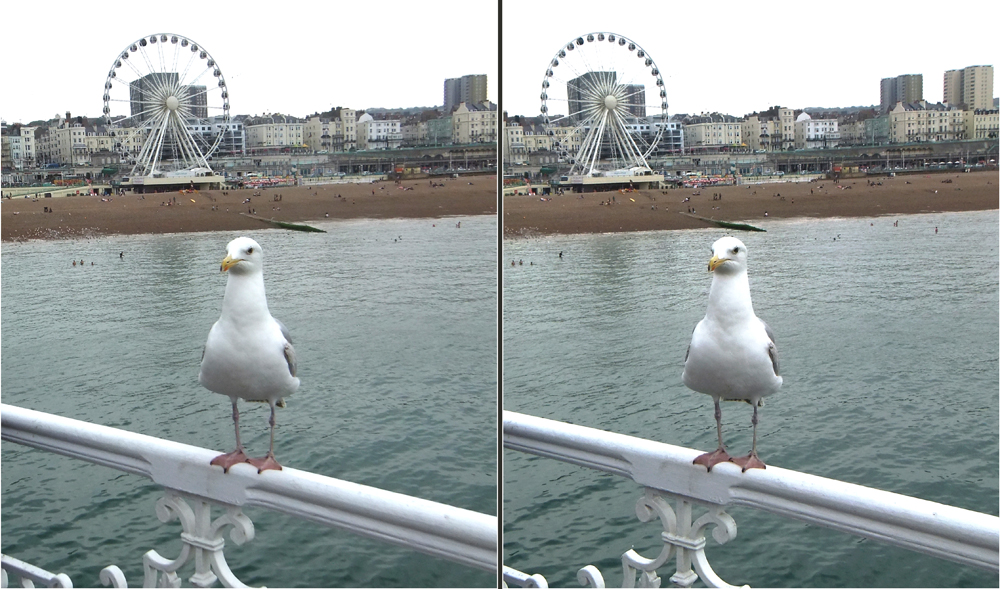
(0, 403, 497, 588)
(502, 410, 999, 589)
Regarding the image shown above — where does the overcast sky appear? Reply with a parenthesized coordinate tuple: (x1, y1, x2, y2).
(501, 0, 999, 119)
(2, 0, 498, 125)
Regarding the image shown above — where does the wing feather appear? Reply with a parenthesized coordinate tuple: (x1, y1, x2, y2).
(759, 318, 779, 376)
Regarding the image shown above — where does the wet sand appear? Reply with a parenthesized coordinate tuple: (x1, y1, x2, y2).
(1, 176, 497, 242)
(503, 170, 998, 237)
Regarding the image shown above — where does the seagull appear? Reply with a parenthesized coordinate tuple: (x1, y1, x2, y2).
(199, 237, 300, 473)
(682, 236, 781, 472)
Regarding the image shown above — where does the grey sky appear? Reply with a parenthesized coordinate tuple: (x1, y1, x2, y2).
(3, 0, 498, 125)
(502, 0, 998, 119)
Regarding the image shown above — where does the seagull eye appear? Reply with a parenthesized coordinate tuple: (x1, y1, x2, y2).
(732, 247, 739, 253)
(247, 247, 254, 254)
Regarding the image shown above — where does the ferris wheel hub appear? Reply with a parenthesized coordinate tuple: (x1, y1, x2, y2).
(165, 95, 180, 111)
(604, 95, 618, 111)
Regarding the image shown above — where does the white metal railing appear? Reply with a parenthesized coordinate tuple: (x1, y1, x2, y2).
(0, 403, 497, 588)
(502, 410, 999, 588)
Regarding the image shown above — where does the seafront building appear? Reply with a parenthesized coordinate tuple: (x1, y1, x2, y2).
(880, 74, 923, 113)
(742, 106, 795, 152)
(244, 114, 304, 150)
(793, 112, 840, 149)
(0, 123, 37, 170)
(943, 65, 994, 110)
(502, 116, 528, 165)
(969, 108, 999, 139)
(678, 113, 743, 149)
(356, 113, 403, 150)
(443, 74, 488, 115)
(401, 120, 428, 147)
(887, 101, 967, 143)
(452, 102, 498, 144)
(426, 115, 453, 146)
(519, 120, 551, 153)
(303, 108, 357, 153)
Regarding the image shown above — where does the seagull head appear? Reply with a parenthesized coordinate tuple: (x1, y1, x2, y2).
(220, 237, 263, 275)
(708, 236, 748, 274)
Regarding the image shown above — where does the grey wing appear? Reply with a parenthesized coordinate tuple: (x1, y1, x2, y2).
(275, 318, 293, 344)
(759, 318, 779, 376)
(283, 342, 297, 378)
(683, 322, 698, 364)
(275, 318, 297, 377)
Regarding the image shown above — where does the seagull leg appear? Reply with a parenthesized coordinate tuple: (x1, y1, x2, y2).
(694, 397, 732, 471)
(211, 398, 251, 473)
(249, 400, 283, 473)
(732, 403, 767, 472)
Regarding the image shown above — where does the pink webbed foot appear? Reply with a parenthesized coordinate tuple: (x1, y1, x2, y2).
(211, 448, 250, 473)
(693, 447, 733, 472)
(731, 452, 766, 472)
(248, 453, 283, 473)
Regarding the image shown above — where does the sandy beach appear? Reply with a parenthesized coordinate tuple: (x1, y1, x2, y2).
(504, 170, 998, 237)
(1, 176, 497, 242)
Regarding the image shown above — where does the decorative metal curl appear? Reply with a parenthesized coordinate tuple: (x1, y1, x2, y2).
(99, 565, 127, 587)
(141, 490, 256, 588)
(577, 488, 748, 589)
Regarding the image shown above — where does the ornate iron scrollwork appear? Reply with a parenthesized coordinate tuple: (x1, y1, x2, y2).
(141, 490, 256, 588)
(579, 488, 748, 589)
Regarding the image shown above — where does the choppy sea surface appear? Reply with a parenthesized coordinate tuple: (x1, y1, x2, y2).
(502, 210, 998, 588)
(2, 215, 497, 588)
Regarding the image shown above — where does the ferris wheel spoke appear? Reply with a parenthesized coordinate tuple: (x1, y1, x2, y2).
(183, 84, 215, 102)
(178, 51, 200, 88)
(575, 109, 605, 173)
(121, 54, 151, 84)
(613, 110, 651, 168)
(588, 115, 611, 174)
(145, 114, 169, 174)
(565, 73, 603, 97)
(137, 48, 160, 83)
(610, 118, 637, 166)
(618, 85, 646, 104)
(115, 105, 163, 125)
(155, 42, 167, 78)
(169, 115, 199, 167)
(132, 115, 163, 175)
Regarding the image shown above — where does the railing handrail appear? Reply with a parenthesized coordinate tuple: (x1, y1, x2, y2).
(503, 410, 999, 573)
(1, 403, 497, 573)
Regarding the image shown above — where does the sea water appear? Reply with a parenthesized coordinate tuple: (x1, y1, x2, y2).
(502, 210, 998, 588)
(1, 215, 497, 588)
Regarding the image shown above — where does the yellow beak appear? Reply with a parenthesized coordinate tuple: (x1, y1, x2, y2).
(708, 255, 726, 272)
(220, 255, 240, 272)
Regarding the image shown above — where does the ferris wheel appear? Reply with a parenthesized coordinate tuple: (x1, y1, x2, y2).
(103, 34, 230, 177)
(540, 33, 667, 177)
